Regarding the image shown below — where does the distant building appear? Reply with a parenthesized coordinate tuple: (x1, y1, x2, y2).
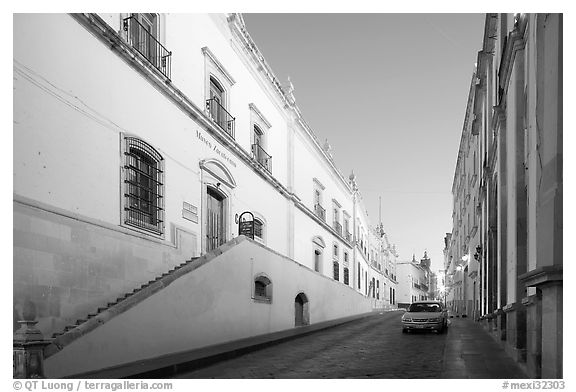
(446, 13, 562, 379)
(396, 253, 431, 308)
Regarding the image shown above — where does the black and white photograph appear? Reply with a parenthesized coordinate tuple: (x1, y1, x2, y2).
(10, 2, 566, 387)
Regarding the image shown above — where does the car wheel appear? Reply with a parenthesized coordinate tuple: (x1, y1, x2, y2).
(402, 328, 407, 333)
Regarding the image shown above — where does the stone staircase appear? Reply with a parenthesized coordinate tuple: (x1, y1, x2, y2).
(50, 257, 200, 340)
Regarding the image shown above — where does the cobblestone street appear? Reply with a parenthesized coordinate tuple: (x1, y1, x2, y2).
(175, 311, 447, 378)
(174, 311, 526, 379)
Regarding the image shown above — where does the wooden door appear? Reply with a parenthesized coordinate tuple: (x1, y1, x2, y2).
(206, 187, 224, 252)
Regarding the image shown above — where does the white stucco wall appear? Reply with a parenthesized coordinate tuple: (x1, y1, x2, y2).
(44, 238, 374, 378)
(13, 12, 390, 340)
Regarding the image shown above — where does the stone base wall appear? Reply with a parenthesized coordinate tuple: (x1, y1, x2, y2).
(13, 198, 197, 337)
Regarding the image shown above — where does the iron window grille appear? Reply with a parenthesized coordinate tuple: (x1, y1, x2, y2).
(254, 281, 267, 297)
(254, 276, 272, 302)
(206, 98, 235, 138)
(123, 15, 172, 80)
(333, 262, 340, 281)
(344, 267, 349, 285)
(251, 144, 272, 173)
(124, 137, 164, 234)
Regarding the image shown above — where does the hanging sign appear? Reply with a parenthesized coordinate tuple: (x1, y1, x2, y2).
(238, 211, 255, 239)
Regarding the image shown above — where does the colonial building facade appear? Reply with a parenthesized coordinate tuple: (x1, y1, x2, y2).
(13, 13, 399, 377)
(446, 13, 562, 379)
(396, 252, 431, 308)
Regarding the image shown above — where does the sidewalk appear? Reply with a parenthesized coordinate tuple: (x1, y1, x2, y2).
(441, 317, 527, 379)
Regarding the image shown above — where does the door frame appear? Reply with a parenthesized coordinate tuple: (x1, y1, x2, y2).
(200, 159, 236, 255)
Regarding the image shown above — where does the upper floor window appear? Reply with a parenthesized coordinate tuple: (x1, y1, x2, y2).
(333, 261, 340, 281)
(313, 178, 326, 221)
(123, 137, 164, 234)
(203, 47, 236, 138)
(123, 14, 171, 80)
(249, 103, 272, 173)
(332, 200, 342, 235)
(252, 124, 272, 173)
(343, 267, 349, 285)
(333, 243, 339, 258)
(343, 213, 351, 241)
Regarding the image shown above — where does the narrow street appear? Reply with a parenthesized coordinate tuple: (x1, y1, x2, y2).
(173, 311, 525, 379)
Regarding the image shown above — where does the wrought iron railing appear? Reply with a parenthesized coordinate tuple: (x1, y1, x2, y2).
(333, 221, 342, 236)
(251, 144, 272, 173)
(123, 16, 172, 80)
(206, 98, 235, 138)
(314, 203, 326, 222)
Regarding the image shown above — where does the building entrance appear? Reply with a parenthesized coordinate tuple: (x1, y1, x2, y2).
(206, 187, 225, 251)
(294, 292, 309, 327)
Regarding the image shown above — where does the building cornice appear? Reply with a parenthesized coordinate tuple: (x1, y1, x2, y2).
(227, 13, 353, 196)
(451, 71, 477, 193)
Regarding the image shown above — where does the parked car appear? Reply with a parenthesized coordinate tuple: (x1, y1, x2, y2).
(401, 301, 448, 333)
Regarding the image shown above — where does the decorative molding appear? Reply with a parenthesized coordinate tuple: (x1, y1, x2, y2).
(199, 158, 237, 188)
(248, 103, 272, 129)
(201, 46, 236, 86)
(519, 265, 563, 287)
(332, 198, 342, 208)
(313, 177, 325, 191)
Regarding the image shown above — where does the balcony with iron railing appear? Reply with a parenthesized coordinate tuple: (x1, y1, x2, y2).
(314, 203, 326, 222)
(251, 144, 272, 173)
(345, 231, 352, 243)
(206, 98, 235, 139)
(333, 221, 342, 236)
(123, 16, 172, 80)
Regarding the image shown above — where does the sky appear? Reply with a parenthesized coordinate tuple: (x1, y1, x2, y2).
(243, 13, 486, 273)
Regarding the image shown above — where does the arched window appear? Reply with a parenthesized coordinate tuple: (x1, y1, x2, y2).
(333, 261, 339, 281)
(253, 275, 272, 303)
(123, 137, 164, 234)
(343, 267, 349, 285)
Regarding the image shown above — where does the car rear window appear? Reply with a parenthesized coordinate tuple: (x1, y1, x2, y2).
(408, 303, 442, 312)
